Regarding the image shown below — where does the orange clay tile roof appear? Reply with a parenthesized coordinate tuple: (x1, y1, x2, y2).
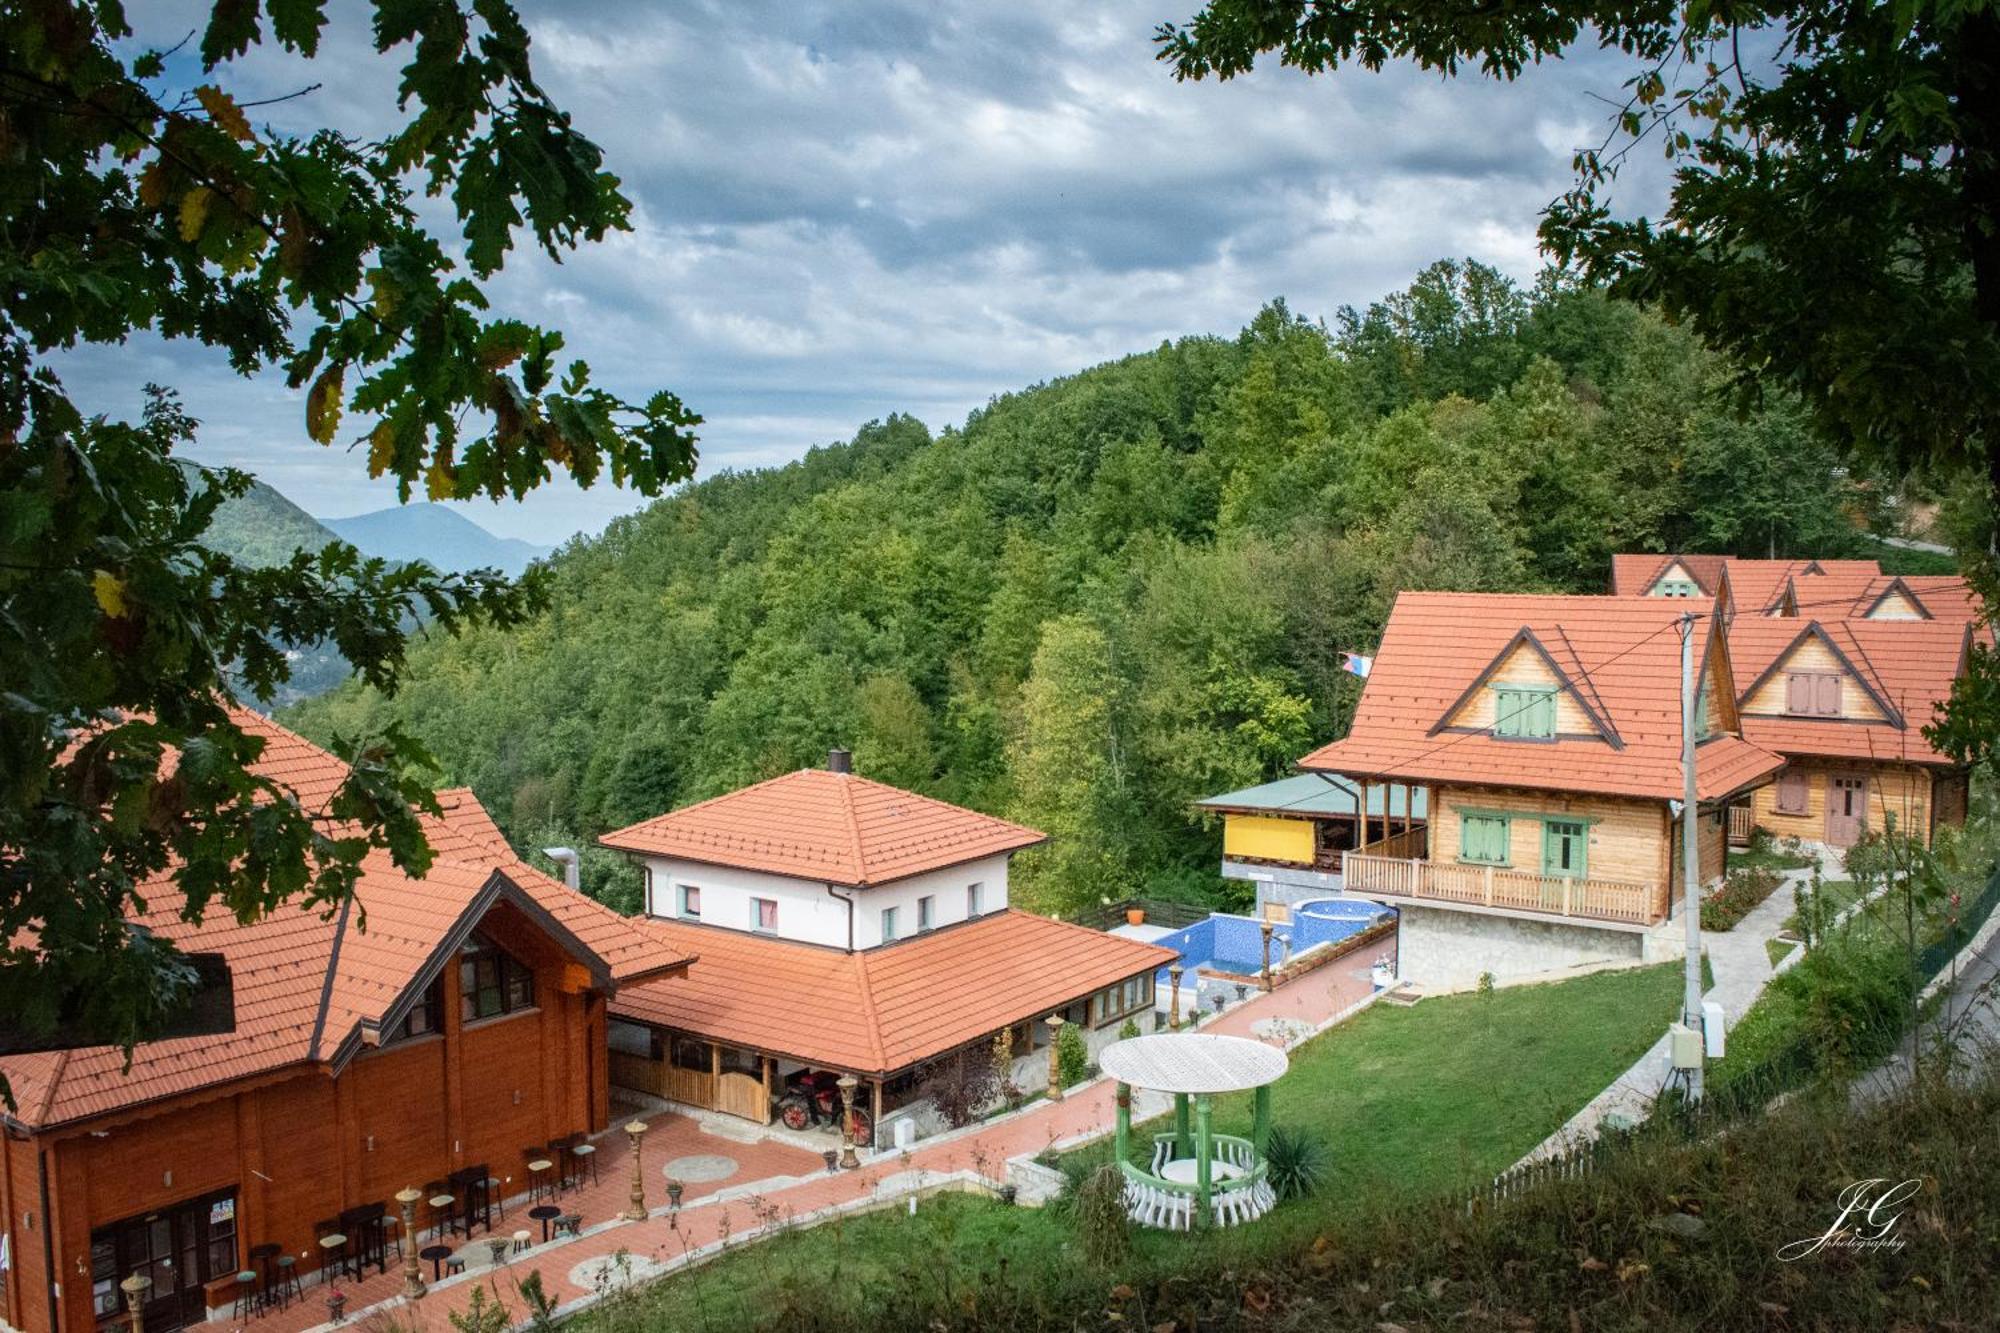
(1298, 593, 1784, 802)
(608, 910, 1172, 1077)
(1728, 618, 1972, 767)
(0, 711, 688, 1132)
(599, 768, 1046, 887)
(1851, 574, 1986, 623)
(1610, 553, 1730, 597)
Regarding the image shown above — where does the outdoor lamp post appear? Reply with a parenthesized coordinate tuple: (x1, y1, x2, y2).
(623, 1120, 649, 1221)
(836, 1075, 861, 1168)
(1168, 963, 1183, 1029)
(394, 1187, 426, 1298)
(120, 1274, 151, 1333)
(1260, 920, 1274, 991)
(1044, 1015, 1066, 1101)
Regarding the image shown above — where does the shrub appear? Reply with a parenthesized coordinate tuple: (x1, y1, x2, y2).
(1070, 1163, 1132, 1267)
(1055, 1021, 1089, 1088)
(917, 1045, 998, 1128)
(1701, 865, 1783, 931)
(1117, 1016, 1142, 1040)
(1262, 1124, 1330, 1201)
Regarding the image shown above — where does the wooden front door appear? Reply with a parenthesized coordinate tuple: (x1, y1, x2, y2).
(1826, 775, 1868, 846)
(1541, 821, 1588, 878)
(90, 1191, 238, 1333)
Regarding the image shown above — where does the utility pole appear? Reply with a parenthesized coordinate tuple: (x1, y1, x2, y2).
(1679, 611, 1705, 1101)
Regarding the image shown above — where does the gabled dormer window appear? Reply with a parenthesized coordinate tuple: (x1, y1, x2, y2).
(1492, 685, 1556, 739)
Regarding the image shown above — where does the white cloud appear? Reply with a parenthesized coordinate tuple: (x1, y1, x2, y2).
(48, 0, 1667, 543)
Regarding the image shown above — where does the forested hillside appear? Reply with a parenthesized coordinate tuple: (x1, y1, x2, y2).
(284, 262, 1919, 915)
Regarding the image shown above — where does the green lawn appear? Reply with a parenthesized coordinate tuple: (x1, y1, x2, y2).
(1765, 938, 1798, 967)
(565, 964, 1686, 1332)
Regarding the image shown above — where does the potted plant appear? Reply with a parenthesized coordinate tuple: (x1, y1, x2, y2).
(1125, 905, 1146, 927)
(325, 1289, 347, 1324)
(823, 1148, 840, 1173)
(666, 1178, 684, 1209)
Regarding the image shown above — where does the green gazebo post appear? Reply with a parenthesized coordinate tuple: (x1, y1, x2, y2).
(1173, 1091, 1192, 1156)
(1114, 1082, 1132, 1162)
(1194, 1094, 1214, 1227)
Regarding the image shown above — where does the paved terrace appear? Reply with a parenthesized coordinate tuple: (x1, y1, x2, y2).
(232, 951, 1381, 1333)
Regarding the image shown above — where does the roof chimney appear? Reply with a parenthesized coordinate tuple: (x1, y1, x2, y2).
(827, 748, 852, 775)
(542, 846, 581, 892)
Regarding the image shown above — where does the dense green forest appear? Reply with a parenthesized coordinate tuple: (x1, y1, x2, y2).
(284, 261, 1943, 916)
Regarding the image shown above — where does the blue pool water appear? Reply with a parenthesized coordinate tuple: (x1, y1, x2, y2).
(1152, 897, 1393, 987)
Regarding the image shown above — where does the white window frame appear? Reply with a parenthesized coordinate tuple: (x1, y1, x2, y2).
(678, 883, 702, 920)
(751, 896, 778, 933)
(880, 905, 899, 941)
(966, 882, 984, 916)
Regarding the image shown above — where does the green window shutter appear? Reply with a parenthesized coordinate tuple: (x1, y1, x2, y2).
(1462, 814, 1510, 864)
(1492, 686, 1555, 739)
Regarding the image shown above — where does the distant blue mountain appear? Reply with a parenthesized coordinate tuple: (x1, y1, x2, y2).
(322, 504, 553, 577)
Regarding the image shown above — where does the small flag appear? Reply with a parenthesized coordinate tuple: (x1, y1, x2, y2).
(1341, 652, 1373, 679)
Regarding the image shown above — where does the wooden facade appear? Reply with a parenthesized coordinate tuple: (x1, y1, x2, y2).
(1746, 759, 1964, 848)
(1343, 783, 1726, 927)
(0, 902, 612, 1333)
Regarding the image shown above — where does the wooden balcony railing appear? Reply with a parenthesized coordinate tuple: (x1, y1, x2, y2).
(1340, 851, 1664, 926)
(1726, 804, 1754, 846)
(1356, 826, 1428, 861)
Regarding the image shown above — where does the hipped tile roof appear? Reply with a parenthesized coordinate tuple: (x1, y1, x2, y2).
(1729, 618, 1971, 766)
(1298, 593, 1783, 802)
(1, 711, 687, 1132)
(600, 768, 1046, 887)
(609, 910, 1174, 1077)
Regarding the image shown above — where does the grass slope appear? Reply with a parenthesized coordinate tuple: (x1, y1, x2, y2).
(566, 963, 1684, 1331)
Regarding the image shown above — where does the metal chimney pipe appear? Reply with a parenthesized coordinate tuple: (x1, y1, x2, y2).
(827, 748, 852, 774)
(542, 846, 581, 892)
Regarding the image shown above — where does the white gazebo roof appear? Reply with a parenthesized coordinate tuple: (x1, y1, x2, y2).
(1098, 1033, 1288, 1094)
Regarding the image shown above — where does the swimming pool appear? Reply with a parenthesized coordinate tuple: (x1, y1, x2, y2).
(1151, 897, 1394, 987)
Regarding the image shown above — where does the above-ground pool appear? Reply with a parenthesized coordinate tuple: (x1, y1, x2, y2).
(1152, 897, 1393, 988)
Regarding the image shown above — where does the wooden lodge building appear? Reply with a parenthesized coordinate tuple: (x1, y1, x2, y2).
(0, 716, 686, 1333)
(598, 756, 1175, 1145)
(1613, 552, 1983, 847)
(1300, 593, 1785, 989)
(1724, 618, 1975, 847)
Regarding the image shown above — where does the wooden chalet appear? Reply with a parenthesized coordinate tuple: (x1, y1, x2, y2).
(1726, 618, 1976, 847)
(0, 715, 686, 1333)
(1298, 594, 1785, 987)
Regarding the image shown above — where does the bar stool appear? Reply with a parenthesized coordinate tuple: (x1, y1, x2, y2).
(374, 1211, 403, 1263)
(569, 1141, 599, 1187)
(231, 1270, 260, 1320)
(510, 1230, 532, 1256)
(525, 1154, 556, 1203)
(485, 1173, 508, 1221)
(271, 1255, 303, 1310)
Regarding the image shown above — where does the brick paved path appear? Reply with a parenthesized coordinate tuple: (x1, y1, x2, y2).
(239, 956, 1379, 1333)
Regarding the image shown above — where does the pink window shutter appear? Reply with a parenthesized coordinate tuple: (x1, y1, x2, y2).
(1816, 674, 1842, 716)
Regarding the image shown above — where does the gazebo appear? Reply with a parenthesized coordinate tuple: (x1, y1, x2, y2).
(1100, 1032, 1287, 1229)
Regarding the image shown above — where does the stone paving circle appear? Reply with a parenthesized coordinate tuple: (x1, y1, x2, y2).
(663, 1152, 739, 1183)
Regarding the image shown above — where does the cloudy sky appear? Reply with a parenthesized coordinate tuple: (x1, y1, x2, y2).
(54, 2, 1658, 544)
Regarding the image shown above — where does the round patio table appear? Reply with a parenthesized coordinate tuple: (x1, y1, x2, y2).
(1159, 1157, 1242, 1185)
(528, 1204, 562, 1243)
(419, 1244, 453, 1282)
